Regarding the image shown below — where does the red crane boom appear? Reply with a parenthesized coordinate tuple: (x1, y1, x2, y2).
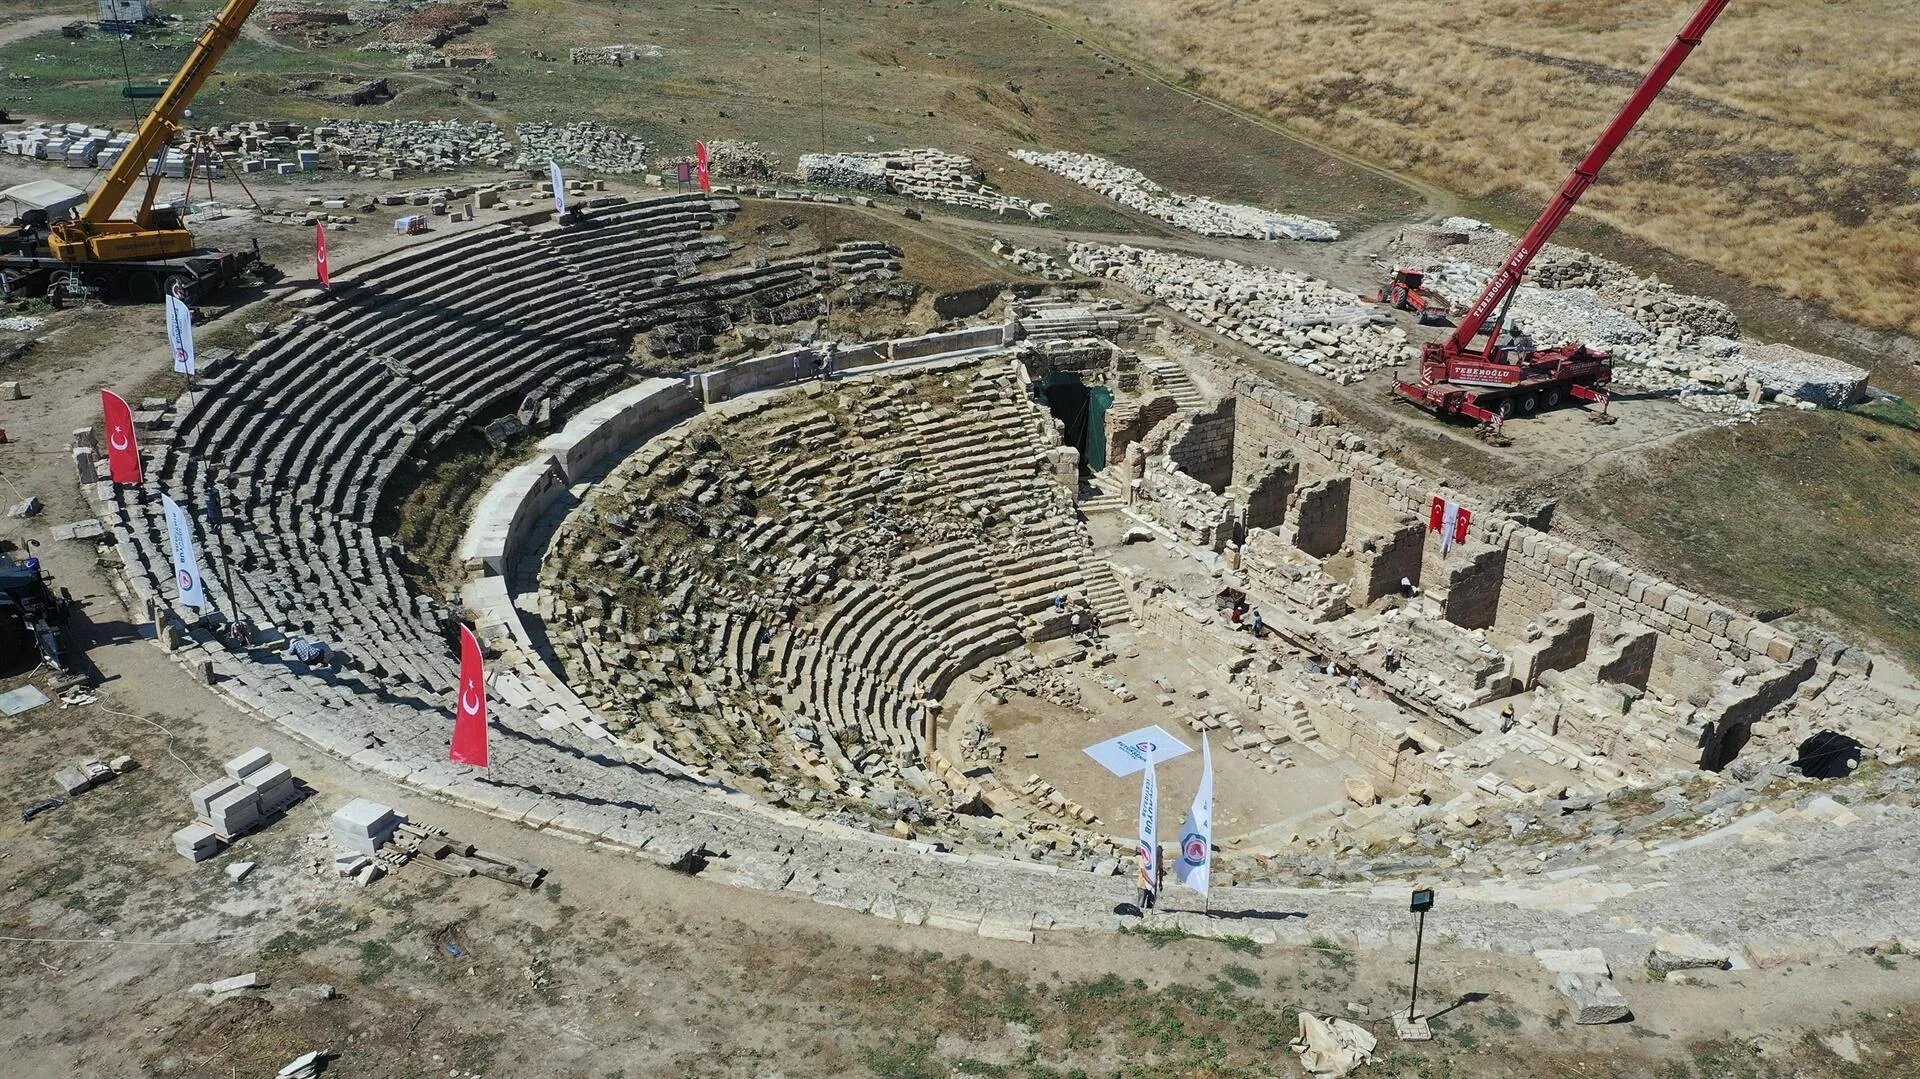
(1393, 0, 1733, 428)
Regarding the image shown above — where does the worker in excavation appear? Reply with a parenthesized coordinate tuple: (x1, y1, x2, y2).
(1500, 704, 1517, 733)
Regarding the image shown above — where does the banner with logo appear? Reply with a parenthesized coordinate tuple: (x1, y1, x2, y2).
(1082, 724, 1192, 777)
(549, 159, 567, 215)
(315, 221, 331, 289)
(1175, 735, 1214, 896)
(165, 293, 196, 375)
(160, 494, 207, 609)
(1138, 754, 1159, 895)
(101, 389, 142, 484)
(452, 624, 491, 767)
(695, 140, 711, 193)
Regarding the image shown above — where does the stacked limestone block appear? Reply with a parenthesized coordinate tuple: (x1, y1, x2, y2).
(1068, 243, 1414, 384)
(1009, 149, 1338, 241)
(798, 148, 1032, 215)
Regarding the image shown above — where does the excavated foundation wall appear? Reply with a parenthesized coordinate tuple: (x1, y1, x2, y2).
(1167, 398, 1237, 491)
(1201, 365, 1806, 686)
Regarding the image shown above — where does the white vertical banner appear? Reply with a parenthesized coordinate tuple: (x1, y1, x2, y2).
(1175, 735, 1214, 896)
(161, 494, 207, 609)
(1138, 754, 1159, 896)
(165, 293, 196, 375)
(549, 159, 567, 215)
(1440, 499, 1461, 555)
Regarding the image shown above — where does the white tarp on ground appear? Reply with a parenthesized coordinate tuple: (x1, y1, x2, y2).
(1292, 1012, 1378, 1077)
(1083, 724, 1192, 776)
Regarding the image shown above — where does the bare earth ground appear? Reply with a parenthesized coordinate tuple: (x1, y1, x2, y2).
(3, 2, 1920, 1074)
(2, 216, 1914, 1072)
(1021, 0, 1920, 339)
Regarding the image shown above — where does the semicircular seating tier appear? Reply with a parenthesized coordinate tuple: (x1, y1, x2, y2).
(538, 362, 1102, 805)
(102, 193, 924, 844)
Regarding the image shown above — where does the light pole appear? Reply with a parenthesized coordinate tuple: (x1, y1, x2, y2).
(1397, 887, 1436, 1041)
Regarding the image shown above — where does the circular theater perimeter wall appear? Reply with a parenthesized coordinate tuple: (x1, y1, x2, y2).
(104, 194, 1920, 968)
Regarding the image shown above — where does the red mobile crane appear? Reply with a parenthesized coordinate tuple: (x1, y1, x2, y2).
(1391, 0, 1732, 430)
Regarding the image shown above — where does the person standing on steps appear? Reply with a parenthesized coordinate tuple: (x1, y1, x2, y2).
(1251, 609, 1264, 639)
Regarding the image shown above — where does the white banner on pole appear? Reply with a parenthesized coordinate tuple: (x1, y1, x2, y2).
(1138, 753, 1159, 895)
(161, 494, 207, 609)
(165, 293, 196, 375)
(549, 159, 567, 215)
(1175, 735, 1214, 896)
(1083, 724, 1192, 777)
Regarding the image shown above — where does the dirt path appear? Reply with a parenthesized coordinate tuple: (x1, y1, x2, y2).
(0, 11, 89, 50)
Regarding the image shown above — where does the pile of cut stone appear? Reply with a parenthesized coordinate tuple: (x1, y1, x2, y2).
(316, 117, 514, 175)
(798, 148, 1036, 216)
(991, 240, 1072, 280)
(1009, 149, 1338, 241)
(0, 119, 310, 176)
(514, 121, 650, 173)
(1068, 243, 1412, 384)
(568, 43, 665, 64)
(701, 138, 778, 180)
(1393, 219, 1866, 413)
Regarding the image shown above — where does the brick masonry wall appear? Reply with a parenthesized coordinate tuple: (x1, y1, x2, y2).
(1492, 520, 1802, 666)
(1168, 397, 1237, 491)
(1282, 476, 1351, 559)
(1348, 517, 1424, 607)
(1107, 393, 1178, 479)
(1212, 361, 1807, 668)
(1234, 452, 1299, 532)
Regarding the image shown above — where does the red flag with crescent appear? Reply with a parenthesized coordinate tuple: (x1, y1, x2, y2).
(315, 221, 331, 290)
(452, 624, 490, 767)
(695, 140, 711, 193)
(101, 389, 142, 484)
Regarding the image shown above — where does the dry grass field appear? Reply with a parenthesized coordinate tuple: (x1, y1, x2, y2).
(1025, 0, 1920, 336)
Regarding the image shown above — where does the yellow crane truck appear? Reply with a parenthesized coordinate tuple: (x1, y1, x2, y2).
(0, 0, 259, 303)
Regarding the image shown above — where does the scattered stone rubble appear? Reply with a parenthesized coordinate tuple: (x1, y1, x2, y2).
(1010, 149, 1338, 241)
(1068, 243, 1414, 384)
(1390, 220, 1868, 414)
(798, 148, 1042, 217)
(700, 138, 778, 181)
(991, 240, 1072, 280)
(316, 117, 514, 175)
(569, 43, 665, 64)
(513, 121, 650, 173)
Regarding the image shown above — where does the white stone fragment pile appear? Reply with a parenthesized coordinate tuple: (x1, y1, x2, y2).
(1010, 149, 1339, 241)
(514, 121, 650, 174)
(1069, 242, 1412, 384)
(316, 117, 514, 175)
(701, 139, 778, 180)
(991, 240, 1072, 280)
(1392, 220, 1867, 410)
(798, 148, 1036, 216)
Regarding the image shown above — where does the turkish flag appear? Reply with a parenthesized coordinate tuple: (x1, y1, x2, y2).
(451, 624, 490, 767)
(315, 221, 330, 290)
(1452, 505, 1473, 545)
(695, 140, 711, 193)
(1427, 495, 1445, 533)
(101, 389, 142, 484)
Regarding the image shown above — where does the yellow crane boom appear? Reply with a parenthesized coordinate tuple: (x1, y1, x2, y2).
(48, 0, 259, 264)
